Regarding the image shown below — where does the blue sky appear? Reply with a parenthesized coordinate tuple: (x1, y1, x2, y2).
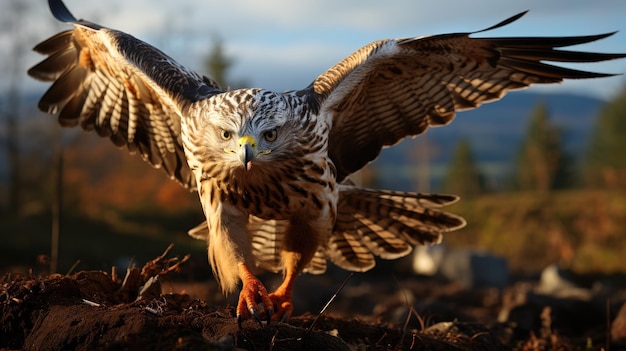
(7, 0, 626, 100)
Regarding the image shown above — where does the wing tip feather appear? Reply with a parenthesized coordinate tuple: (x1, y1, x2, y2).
(48, 0, 77, 23)
(476, 10, 529, 34)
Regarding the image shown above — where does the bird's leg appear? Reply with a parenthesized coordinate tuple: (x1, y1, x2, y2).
(236, 263, 273, 328)
(268, 251, 299, 322)
(268, 216, 323, 322)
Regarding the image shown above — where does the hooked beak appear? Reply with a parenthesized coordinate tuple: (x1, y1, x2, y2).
(238, 135, 256, 171)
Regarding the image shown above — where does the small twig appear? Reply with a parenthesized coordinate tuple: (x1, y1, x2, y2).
(157, 243, 175, 261)
(268, 329, 279, 351)
(65, 260, 80, 276)
(375, 332, 388, 346)
(82, 298, 101, 307)
(399, 305, 415, 349)
(469, 331, 490, 341)
(145, 306, 160, 315)
(409, 333, 417, 350)
(140, 244, 190, 278)
(413, 308, 427, 331)
(161, 254, 191, 275)
(394, 273, 413, 348)
(306, 272, 353, 335)
(607, 297, 611, 351)
(392, 274, 422, 350)
(111, 266, 118, 283)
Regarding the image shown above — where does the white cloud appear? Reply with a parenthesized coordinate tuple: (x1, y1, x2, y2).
(5, 0, 626, 98)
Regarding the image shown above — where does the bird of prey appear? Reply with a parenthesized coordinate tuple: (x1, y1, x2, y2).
(29, 0, 624, 326)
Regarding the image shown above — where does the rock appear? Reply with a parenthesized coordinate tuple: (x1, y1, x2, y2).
(412, 245, 446, 276)
(535, 264, 591, 300)
(538, 264, 576, 291)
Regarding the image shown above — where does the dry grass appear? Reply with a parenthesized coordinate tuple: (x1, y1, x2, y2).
(444, 189, 626, 275)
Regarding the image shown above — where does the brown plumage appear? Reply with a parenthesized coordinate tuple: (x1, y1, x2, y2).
(29, 0, 624, 327)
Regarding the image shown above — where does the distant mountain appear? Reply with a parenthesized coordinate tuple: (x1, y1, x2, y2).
(369, 92, 606, 191)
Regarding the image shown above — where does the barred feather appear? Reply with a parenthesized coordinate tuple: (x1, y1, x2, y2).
(27, 3, 222, 190)
(247, 217, 287, 273)
(327, 186, 466, 271)
(189, 217, 328, 275)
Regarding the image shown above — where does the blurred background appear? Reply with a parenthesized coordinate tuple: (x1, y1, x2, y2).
(1, 0, 625, 284)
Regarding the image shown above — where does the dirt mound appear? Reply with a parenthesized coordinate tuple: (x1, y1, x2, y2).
(1, 247, 621, 350)
(1, 270, 508, 350)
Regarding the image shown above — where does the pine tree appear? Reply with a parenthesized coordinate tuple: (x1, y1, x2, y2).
(514, 102, 573, 192)
(442, 138, 486, 197)
(204, 35, 233, 88)
(203, 35, 248, 89)
(586, 84, 626, 188)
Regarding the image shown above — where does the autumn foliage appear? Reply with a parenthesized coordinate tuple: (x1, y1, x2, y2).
(62, 134, 198, 215)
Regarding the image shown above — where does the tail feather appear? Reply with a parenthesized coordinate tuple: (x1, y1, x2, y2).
(247, 217, 287, 273)
(247, 216, 328, 274)
(326, 217, 377, 271)
(304, 248, 328, 274)
(356, 213, 415, 254)
(327, 185, 466, 271)
(335, 210, 413, 258)
(189, 217, 328, 275)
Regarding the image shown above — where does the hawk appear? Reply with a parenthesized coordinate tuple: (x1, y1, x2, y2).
(29, 0, 624, 326)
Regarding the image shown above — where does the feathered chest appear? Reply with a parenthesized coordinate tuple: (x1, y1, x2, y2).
(211, 157, 336, 220)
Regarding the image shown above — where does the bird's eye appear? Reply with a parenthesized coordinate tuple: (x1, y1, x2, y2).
(220, 130, 232, 141)
(264, 129, 278, 142)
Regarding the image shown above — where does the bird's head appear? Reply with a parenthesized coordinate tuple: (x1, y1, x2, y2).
(201, 89, 298, 175)
(221, 126, 279, 171)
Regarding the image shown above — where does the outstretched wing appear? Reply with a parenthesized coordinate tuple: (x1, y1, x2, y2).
(304, 12, 625, 182)
(28, 0, 224, 189)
